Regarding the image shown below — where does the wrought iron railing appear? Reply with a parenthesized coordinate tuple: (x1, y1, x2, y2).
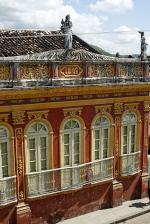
(26, 157, 114, 197)
(0, 176, 17, 205)
(120, 151, 140, 176)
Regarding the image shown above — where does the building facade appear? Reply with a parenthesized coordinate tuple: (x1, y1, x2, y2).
(0, 16, 150, 224)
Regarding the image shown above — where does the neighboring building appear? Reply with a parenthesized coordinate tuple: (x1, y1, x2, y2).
(0, 16, 150, 224)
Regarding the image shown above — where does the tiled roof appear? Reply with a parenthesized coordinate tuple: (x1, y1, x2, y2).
(0, 29, 99, 57)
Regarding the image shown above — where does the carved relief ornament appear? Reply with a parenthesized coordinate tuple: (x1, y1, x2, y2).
(144, 101, 150, 112)
(0, 113, 10, 122)
(95, 105, 112, 114)
(114, 103, 123, 114)
(63, 107, 82, 117)
(27, 110, 49, 120)
(124, 103, 139, 111)
(12, 111, 25, 125)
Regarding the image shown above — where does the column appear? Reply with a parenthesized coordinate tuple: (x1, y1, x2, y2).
(12, 111, 31, 224)
(111, 103, 123, 207)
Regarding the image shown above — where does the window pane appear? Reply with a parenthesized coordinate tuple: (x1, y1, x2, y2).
(123, 136, 127, 145)
(74, 143, 79, 154)
(41, 149, 46, 160)
(0, 128, 7, 138)
(131, 125, 135, 134)
(1, 142, 7, 154)
(2, 166, 8, 177)
(30, 162, 36, 172)
(95, 140, 99, 150)
(40, 137, 46, 148)
(95, 151, 99, 160)
(123, 126, 127, 135)
(103, 128, 108, 138)
(123, 145, 127, 154)
(29, 138, 35, 149)
(64, 145, 69, 155)
(64, 134, 69, 144)
(74, 154, 79, 164)
(103, 139, 108, 149)
(64, 156, 70, 166)
(131, 144, 135, 153)
(41, 160, 47, 170)
(1, 154, 8, 166)
(103, 149, 107, 158)
(74, 133, 79, 143)
(95, 130, 99, 140)
(30, 150, 36, 161)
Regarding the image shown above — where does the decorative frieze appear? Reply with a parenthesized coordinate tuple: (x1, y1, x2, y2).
(118, 63, 143, 77)
(114, 103, 123, 114)
(12, 111, 25, 125)
(18, 64, 49, 79)
(18, 159, 23, 175)
(58, 64, 83, 78)
(27, 110, 49, 120)
(0, 64, 11, 80)
(124, 103, 139, 111)
(0, 113, 10, 122)
(95, 105, 112, 114)
(89, 64, 114, 77)
(63, 107, 82, 117)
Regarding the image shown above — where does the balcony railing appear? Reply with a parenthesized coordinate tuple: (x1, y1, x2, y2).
(120, 151, 140, 176)
(0, 176, 17, 205)
(26, 157, 114, 197)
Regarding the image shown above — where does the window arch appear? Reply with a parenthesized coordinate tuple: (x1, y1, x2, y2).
(0, 126, 10, 178)
(26, 122, 49, 173)
(122, 113, 137, 155)
(92, 116, 110, 161)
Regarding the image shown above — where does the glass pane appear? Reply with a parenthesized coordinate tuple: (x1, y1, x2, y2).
(64, 156, 70, 166)
(30, 162, 36, 172)
(74, 143, 79, 154)
(28, 123, 37, 133)
(95, 140, 99, 150)
(64, 145, 69, 155)
(41, 149, 46, 159)
(131, 125, 135, 134)
(131, 144, 135, 152)
(0, 128, 7, 138)
(95, 130, 99, 139)
(41, 160, 47, 170)
(40, 137, 46, 148)
(1, 154, 8, 166)
(95, 118, 101, 126)
(64, 134, 69, 144)
(64, 120, 71, 129)
(95, 150, 99, 160)
(123, 126, 127, 135)
(30, 150, 36, 161)
(123, 136, 127, 145)
(103, 139, 108, 149)
(1, 142, 7, 154)
(74, 133, 79, 143)
(74, 154, 79, 164)
(2, 166, 8, 177)
(103, 128, 108, 138)
(29, 138, 35, 149)
(103, 149, 107, 158)
(123, 145, 127, 154)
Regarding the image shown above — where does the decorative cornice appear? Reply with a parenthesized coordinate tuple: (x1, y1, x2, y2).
(0, 113, 10, 122)
(114, 103, 123, 114)
(27, 110, 49, 120)
(12, 111, 25, 125)
(124, 103, 139, 111)
(63, 107, 82, 117)
(95, 105, 112, 114)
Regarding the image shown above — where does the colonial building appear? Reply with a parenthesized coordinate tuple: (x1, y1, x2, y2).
(0, 15, 150, 224)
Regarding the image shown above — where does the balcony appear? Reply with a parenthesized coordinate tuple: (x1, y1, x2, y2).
(26, 157, 114, 197)
(120, 151, 141, 176)
(0, 176, 17, 205)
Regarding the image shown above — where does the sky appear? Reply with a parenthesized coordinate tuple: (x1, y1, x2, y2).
(0, 0, 150, 55)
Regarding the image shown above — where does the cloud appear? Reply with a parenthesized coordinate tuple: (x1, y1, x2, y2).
(89, 0, 134, 14)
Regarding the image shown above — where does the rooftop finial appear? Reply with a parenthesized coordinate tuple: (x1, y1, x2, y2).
(139, 31, 148, 61)
(61, 14, 73, 50)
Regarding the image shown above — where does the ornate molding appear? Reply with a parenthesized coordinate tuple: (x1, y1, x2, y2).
(63, 107, 82, 117)
(144, 101, 150, 112)
(114, 103, 123, 114)
(95, 105, 112, 114)
(12, 111, 25, 125)
(18, 159, 23, 175)
(124, 103, 139, 111)
(27, 110, 49, 120)
(19, 191, 24, 201)
(0, 113, 10, 122)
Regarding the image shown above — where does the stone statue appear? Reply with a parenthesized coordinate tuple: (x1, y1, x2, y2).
(61, 15, 73, 50)
(139, 31, 148, 60)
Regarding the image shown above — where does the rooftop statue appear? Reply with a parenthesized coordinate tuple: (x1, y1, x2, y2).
(61, 14, 73, 50)
(139, 31, 148, 61)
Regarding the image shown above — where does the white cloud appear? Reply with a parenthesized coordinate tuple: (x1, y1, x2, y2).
(90, 0, 134, 14)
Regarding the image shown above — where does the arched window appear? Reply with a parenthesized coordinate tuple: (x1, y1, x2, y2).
(61, 119, 81, 188)
(93, 116, 110, 160)
(0, 126, 10, 178)
(62, 119, 81, 167)
(121, 113, 139, 176)
(27, 122, 49, 172)
(122, 113, 137, 155)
